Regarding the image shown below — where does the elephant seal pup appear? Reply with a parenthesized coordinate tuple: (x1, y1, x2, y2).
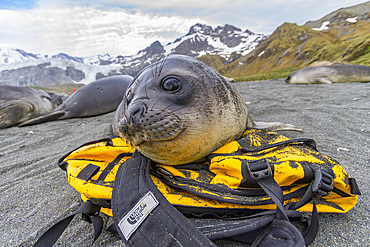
(113, 55, 300, 165)
(285, 65, 370, 84)
(20, 75, 133, 126)
(0, 85, 62, 129)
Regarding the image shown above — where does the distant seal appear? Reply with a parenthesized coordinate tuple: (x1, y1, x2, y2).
(0, 86, 62, 129)
(285, 65, 370, 84)
(20, 75, 133, 126)
(113, 55, 300, 165)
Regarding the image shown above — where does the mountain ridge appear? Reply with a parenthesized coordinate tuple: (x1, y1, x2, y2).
(0, 23, 266, 86)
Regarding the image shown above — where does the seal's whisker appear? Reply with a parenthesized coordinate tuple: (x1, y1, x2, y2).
(162, 102, 178, 111)
(154, 137, 172, 152)
(150, 99, 162, 111)
(169, 106, 194, 113)
(144, 78, 149, 100)
(155, 58, 160, 76)
(151, 60, 156, 77)
(168, 138, 185, 149)
(158, 55, 168, 76)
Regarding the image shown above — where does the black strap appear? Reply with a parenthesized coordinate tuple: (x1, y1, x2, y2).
(252, 218, 305, 247)
(33, 201, 103, 247)
(97, 152, 132, 182)
(245, 159, 320, 246)
(112, 151, 216, 246)
(247, 159, 289, 221)
(76, 163, 100, 181)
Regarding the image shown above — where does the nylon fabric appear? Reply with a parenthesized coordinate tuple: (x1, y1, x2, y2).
(59, 129, 358, 217)
(34, 128, 360, 246)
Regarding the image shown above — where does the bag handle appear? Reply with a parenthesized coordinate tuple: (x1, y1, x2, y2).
(33, 200, 103, 247)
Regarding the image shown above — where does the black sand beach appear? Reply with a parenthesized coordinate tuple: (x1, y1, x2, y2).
(1, 79, 368, 246)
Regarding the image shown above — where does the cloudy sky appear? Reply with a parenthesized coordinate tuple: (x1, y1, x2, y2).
(0, 0, 367, 57)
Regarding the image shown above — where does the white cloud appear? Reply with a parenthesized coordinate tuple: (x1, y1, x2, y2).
(0, 0, 367, 57)
(0, 6, 206, 57)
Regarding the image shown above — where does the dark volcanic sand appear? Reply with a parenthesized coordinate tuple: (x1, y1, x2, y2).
(0, 79, 368, 246)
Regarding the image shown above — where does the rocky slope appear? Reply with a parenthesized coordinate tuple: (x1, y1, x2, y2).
(216, 1, 370, 79)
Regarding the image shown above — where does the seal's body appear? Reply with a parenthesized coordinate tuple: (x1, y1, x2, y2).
(0, 86, 62, 129)
(113, 55, 300, 165)
(286, 65, 370, 84)
(20, 75, 133, 126)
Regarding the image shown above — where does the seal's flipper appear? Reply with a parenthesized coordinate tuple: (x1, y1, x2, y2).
(19, 111, 66, 127)
(0, 102, 32, 129)
(252, 121, 302, 132)
(313, 77, 333, 84)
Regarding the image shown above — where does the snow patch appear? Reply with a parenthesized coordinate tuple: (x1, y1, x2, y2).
(0, 56, 122, 85)
(312, 21, 330, 31)
(346, 17, 358, 23)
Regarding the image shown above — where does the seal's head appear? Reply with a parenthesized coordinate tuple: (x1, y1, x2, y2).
(114, 55, 248, 165)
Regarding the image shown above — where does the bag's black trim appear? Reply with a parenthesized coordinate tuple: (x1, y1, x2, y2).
(76, 163, 100, 181)
(96, 152, 133, 182)
(235, 138, 316, 156)
(175, 205, 267, 219)
(349, 178, 361, 195)
(57, 137, 115, 171)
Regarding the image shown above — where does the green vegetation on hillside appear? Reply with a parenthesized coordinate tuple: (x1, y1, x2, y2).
(234, 66, 301, 82)
(198, 13, 370, 82)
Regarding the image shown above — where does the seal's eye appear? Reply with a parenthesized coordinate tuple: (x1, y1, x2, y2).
(161, 77, 181, 92)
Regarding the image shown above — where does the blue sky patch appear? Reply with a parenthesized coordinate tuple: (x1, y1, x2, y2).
(0, 0, 37, 10)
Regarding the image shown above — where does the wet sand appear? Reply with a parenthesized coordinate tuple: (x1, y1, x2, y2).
(0, 79, 368, 246)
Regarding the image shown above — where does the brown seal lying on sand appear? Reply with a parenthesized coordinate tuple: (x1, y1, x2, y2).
(113, 55, 301, 165)
(285, 64, 370, 84)
(0, 85, 62, 129)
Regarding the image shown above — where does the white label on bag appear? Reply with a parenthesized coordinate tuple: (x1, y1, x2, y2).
(118, 191, 159, 240)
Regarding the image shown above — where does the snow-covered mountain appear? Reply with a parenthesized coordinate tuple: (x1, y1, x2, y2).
(164, 24, 264, 58)
(0, 23, 267, 86)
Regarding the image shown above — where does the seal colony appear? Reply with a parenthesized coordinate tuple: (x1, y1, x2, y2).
(285, 64, 370, 84)
(113, 55, 301, 165)
(0, 85, 62, 129)
(20, 75, 133, 126)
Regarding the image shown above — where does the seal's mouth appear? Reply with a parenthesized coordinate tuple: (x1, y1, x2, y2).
(136, 127, 188, 148)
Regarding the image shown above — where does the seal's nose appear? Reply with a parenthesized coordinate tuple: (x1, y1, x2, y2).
(125, 103, 146, 126)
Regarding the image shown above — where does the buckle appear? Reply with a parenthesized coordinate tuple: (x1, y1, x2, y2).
(312, 170, 334, 197)
(247, 158, 272, 181)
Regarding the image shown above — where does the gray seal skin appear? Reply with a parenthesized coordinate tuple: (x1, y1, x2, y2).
(19, 75, 133, 126)
(0, 85, 62, 129)
(113, 55, 300, 165)
(285, 65, 370, 84)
